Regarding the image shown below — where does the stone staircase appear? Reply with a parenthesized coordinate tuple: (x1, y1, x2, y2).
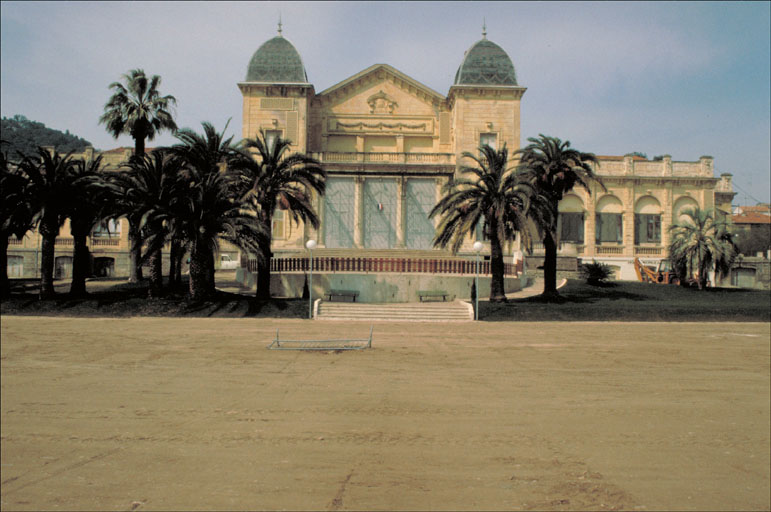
(315, 300, 473, 322)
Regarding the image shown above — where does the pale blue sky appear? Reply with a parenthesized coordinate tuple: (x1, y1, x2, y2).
(2, 1, 769, 204)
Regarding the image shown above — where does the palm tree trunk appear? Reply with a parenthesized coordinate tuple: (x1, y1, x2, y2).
(148, 246, 163, 297)
(128, 219, 143, 283)
(189, 239, 210, 301)
(0, 234, 10, 298)
(489, 231, 507, 303)
(39, 222, 57, 299)
(542, 231, 559, 298)
(256, 217, 273, 300)
(168, 239, 179, 290)
(69, 230, 90, 298)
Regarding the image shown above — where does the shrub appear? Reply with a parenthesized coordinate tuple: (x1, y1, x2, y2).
(580, 260, 614, 285)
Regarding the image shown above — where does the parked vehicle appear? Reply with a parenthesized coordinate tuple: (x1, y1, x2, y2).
(219, 254, 238, 270)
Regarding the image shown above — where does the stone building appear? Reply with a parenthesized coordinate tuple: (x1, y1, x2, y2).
(6, 27, 738, 292)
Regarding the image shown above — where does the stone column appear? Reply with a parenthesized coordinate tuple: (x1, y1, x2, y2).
(395, 177, 406, 248)
(354, 176, 364, 248)
(623, 186, 636, 257)
(661, 182, 673, 255)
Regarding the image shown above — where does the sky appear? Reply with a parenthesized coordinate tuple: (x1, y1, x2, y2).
(2, 1, 769, 205)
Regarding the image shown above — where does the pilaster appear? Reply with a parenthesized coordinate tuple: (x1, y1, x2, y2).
(353, 176, 364, 248)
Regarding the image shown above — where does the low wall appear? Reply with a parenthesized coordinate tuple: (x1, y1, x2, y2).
(236, 269, 525, 302)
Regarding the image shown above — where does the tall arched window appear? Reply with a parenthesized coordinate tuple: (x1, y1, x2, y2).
(558, 195, 585, 244)
(595, 195, 624, 244)
(634, 196, 662, 244)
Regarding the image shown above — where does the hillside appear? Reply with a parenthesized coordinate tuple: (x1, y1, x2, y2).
(0, 115, 93, 159)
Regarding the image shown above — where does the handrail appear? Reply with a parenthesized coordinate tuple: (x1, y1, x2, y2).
(250, 256, 517, 276)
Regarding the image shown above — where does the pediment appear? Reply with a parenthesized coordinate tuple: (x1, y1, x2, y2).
(316, 64, 446, 114)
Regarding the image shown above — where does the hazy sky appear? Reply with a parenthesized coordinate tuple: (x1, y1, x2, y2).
(2, 1, 769, 204)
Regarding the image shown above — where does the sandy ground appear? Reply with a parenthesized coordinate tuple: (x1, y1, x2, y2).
(1, 317, 769, 511)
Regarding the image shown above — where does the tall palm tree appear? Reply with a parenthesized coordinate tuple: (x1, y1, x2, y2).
(18, 148, 76, 298)
(169, 122, 266, 300)
(66, 155, 113, 297)
(230, 130, 326, 300)
(1, 143, 36, 297)
(516, 134, 603, 299)
(99, 68, 177, 282)
(114, 151, 183, 297)
(430, 144, 538, 303)
(669, 206, 737, 290)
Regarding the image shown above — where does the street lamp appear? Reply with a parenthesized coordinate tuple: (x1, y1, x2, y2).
(473, 241, 483, 321)
(305, 239, 317, 319)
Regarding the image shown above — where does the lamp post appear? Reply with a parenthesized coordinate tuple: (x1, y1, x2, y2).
(305, 239, 317, 319)
(473, 241, 483, 321)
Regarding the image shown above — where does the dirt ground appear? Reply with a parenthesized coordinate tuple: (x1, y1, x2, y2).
(1, 317, 769, 511)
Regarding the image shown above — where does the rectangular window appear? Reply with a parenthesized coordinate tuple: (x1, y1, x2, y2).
(635, 214, 661, 244)
(272, 210, 286, 240)
(475, 218, 488, 242)
(479, 132, 497, 150)
(560, 213, 584, 244)
(92, 219, 121, 237)
(595, 213, 623, 244)
(265, 130, 282, 151)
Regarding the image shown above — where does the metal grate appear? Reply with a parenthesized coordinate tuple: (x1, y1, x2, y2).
(268, 326, 373, 351)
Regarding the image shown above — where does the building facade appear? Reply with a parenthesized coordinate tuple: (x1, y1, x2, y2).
(6, 28, 737, 287)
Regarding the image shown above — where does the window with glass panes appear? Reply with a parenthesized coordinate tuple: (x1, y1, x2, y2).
(634, 214, 661, 244)
(479, 132, 497, 150)
(559, 213, 584, 243)
(595, 213, 623, 244)
(265, 130, 282, 151)
(272, 210, 286, 239)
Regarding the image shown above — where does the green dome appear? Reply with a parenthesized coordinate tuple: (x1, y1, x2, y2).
(454, 39, 517, 86)
(245, 36, 308, 83)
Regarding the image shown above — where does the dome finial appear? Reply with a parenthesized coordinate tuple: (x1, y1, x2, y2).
(278, 13, 283, 36)
(482, 18, 487, 39)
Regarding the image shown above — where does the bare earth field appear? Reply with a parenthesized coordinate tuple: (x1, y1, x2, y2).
(1, 317, 769, 511)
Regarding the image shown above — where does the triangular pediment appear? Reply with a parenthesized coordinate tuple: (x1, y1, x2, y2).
(316, 64, 446, 112)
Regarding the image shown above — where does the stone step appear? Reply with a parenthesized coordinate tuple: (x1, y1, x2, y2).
(316, 300, 472, 321)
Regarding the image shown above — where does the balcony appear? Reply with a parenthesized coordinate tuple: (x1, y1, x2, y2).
(311, 152, 455, 166)
(634, 246, 663, 256)
(596, 245, 625, 255)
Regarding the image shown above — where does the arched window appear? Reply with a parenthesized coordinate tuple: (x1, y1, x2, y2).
(595, 195, 624, 244)
(634, 196, 662, 244)
(558, 195, 584, 244)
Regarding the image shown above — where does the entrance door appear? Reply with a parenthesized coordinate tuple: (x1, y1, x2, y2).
(324, 177, 355, 248)
(364, 178, 397, 249)
(405, 179, 436, 249)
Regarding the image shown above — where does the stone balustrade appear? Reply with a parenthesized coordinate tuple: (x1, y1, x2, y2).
(312, 152, 455, 165)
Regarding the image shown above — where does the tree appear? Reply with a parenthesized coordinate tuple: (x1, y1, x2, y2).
(99, 69, 177, 282)
(1, 115, 93, 157)
(669, 206, 738, 290)
(0, 142, 36, 297)
(169, 122, 266, 300)
(112, 151, 184, 297)
(430, 144, 538, 303)
(18, 148, 76, 298)
(516, 134, 603, 299)
(230, 130, 326, 300)
(66, 156, 113, 297)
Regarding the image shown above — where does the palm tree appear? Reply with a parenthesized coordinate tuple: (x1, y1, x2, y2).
(18, 148, 76, 298)
(669, 206, 737, 290)
(430, 144, 538, 303)
(99, 68, 177, 282)
(230, 130, 326, 300)
(169, 122, 266, 300)
(516, 134, 603, 299)
(113, 151, 183, 297)
(66, 155, 113, 297)
(1, 143, 36, 297)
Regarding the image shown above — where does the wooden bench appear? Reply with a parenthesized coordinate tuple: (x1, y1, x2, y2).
(325, 289, 359, 302)
(418, 290, 452, 302)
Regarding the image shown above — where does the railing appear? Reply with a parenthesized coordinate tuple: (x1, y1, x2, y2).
(634, 246, 662, 256)
(596, 245, 625, 255)
(90, 238, 120, 247)
(530, 241, 585, 255)
(312, 152, 454, 165)
(249, 256, 517, 276)
(7, 237, 24, 245)
(55, 237, 74, 247)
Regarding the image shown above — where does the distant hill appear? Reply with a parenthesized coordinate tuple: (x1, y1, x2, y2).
(0, 115, 93, 159)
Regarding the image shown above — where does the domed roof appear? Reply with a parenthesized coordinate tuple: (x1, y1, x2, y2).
(245, 35, 308, 83)
(454, 38, 518, 86)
